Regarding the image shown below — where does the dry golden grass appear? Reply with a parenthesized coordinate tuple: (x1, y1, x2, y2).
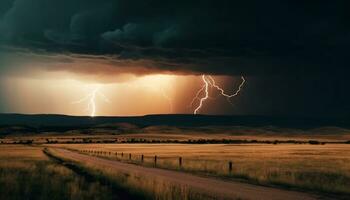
(51, 143, 350, 195)
(0, 145, 136, 200)
(0, 145, 48, 161)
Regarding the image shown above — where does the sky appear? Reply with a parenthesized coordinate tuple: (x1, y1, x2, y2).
(0, 1, 349, 117)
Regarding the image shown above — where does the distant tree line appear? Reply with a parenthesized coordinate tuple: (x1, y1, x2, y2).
(120, 138, 331, 145)
(2, 138, 350, 145)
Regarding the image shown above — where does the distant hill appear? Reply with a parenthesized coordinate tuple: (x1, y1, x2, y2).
(1, 114, 350, 133)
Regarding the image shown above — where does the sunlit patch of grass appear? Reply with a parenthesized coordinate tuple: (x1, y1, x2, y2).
(0, 145, 48, 161)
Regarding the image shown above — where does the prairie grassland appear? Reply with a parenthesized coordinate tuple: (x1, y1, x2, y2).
(51, 143, 350, 196)
(0, 145, 224, 200)
(0, 145, 138, 200)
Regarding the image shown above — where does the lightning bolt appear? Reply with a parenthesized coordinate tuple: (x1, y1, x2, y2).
(72, 86, 110, 117)
(191, 75, 246, 114)
(189, 85, 205, 108)
(208, 76, 246, 98)
(194, 75, 210, 114)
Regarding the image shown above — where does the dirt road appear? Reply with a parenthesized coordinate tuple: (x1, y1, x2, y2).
(52, 148, 322, 200)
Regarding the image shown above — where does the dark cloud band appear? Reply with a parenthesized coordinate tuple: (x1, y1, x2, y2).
(0, 0, 349, 76)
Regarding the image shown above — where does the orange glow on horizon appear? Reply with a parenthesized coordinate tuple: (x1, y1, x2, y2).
(2, 74, 244, 116)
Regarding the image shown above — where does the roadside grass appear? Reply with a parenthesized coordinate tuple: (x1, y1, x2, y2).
(51, 143, 350, 197)
(0, 145, 139, 200)
(0, 161, 119, 200)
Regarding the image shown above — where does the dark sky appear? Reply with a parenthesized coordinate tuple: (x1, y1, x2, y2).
(0, 1, 349, 117)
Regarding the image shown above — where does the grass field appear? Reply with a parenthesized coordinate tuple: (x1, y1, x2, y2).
(49, 143, 350, 196)
(1, 139, 349, 199)
(0, 145, 224, 200)
(0, 145, 144, 200)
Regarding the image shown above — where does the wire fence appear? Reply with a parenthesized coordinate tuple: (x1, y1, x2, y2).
(78, 149, 234, 175)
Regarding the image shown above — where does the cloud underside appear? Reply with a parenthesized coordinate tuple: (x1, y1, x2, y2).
(0, 0, 349, 77)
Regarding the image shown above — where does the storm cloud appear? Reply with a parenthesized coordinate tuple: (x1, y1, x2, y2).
(1, 1, 350, 117)
(0, 0, 349, 76)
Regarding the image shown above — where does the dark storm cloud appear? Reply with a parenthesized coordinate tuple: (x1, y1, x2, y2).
(0, 0, 349, 76)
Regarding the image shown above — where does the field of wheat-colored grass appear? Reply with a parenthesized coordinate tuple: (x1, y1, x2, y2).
(50, 143, 350, 195)
(0, 145, 224, 200)
(0, 145, 138, 200)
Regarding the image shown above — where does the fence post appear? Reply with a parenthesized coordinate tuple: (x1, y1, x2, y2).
(129, 153, 131, 160)
(122, 152, 124, 157)
(228, 161, 233, 173)
(154, 155, 157, 167)
(115, 152, 118, 156)
(179, 157, 182, 168)
(141, 154, 144, 163)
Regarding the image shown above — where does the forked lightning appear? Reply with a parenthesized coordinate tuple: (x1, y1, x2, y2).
(191, 75, 246, 114)
(71, 87, 110, 117)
